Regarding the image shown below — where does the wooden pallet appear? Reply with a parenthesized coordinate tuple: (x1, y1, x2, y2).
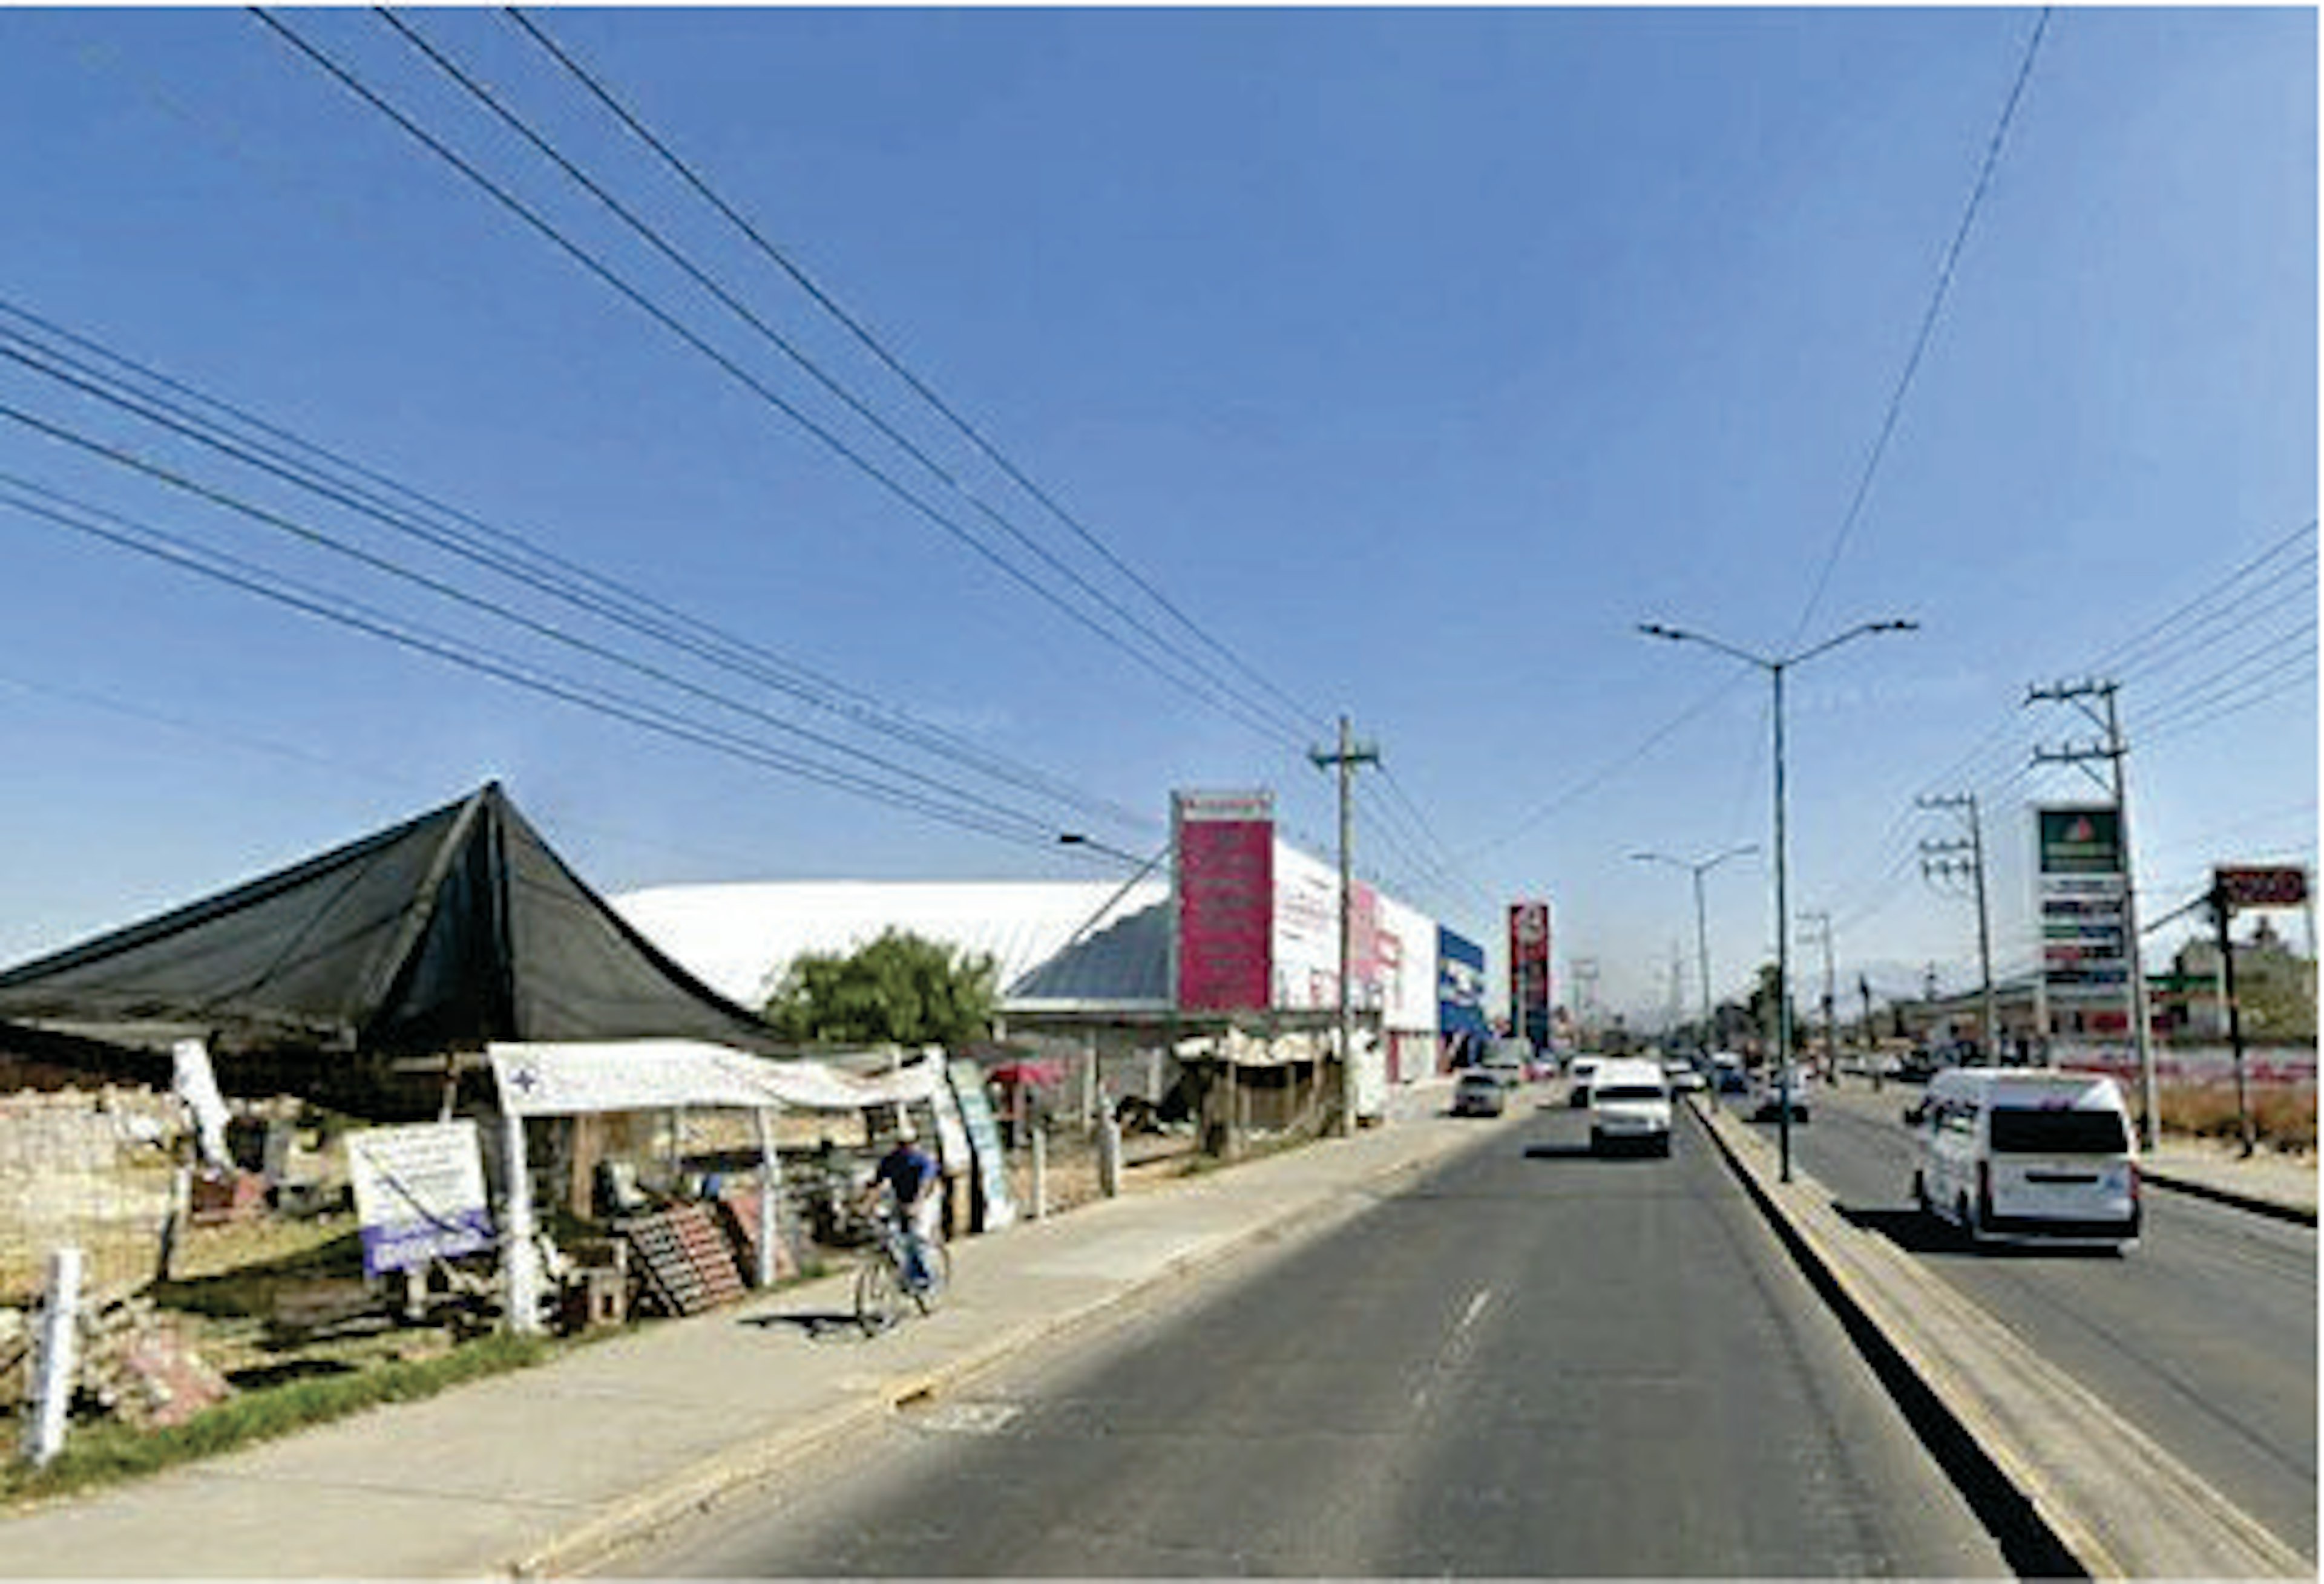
(617, 1203, 745, 1317)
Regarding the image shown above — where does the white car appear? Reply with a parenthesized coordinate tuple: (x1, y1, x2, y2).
(1589, 1057, 1673, 1156)
(1663, 1061, 1707, 1095)
(1565, 1055, 1604, 1108)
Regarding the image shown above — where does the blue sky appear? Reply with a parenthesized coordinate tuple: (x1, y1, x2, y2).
(0, 7, 2313, 1025)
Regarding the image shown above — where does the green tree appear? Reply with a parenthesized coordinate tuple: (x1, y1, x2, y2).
(1746, 961, 1797, 1055)
(763, 929, 999, 1047)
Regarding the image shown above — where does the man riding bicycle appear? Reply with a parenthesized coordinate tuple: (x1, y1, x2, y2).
(863, 1117, 941, 1290)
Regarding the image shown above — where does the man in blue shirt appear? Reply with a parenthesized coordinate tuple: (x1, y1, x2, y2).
(867, 1118, 941, 1289)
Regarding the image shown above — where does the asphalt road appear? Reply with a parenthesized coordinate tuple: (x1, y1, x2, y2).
(605, 1099, 2009, 1577)
(1754, 1078, 2320, 1562)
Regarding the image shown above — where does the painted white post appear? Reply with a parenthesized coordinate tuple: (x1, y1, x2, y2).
(24, 1247, 83, 1468)
(1029, 1126, 1048, 1221)
(499, 1116, 544, 1336)
(1098, 1111, 1123, 1198)
(752, 1107, 783, 1289)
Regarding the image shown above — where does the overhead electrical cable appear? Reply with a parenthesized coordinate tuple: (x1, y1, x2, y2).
(0, 402, 1108, 843)
(499, 4, 1327, 738)
(0, 306, 1149, 834)
(0, 477, 1071, 848)
(370, 8, 1310, 750)
(1461, 669, 1756, 860)
(1790, 7, 2050, 643)
(246, 7, 1295, 750)
(2084, 517, 2316, 677)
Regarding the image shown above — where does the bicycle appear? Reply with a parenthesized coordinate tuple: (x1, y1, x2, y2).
(854, 1203, 951, 1335)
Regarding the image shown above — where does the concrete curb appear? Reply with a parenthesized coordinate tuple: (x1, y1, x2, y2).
(507, 1118, 1487, 1578)
(1694, 1099, 2311, 1580)
(2142, 1168, 2319, 1227)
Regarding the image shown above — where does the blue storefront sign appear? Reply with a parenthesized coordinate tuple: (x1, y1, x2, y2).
(1439, 926, 1488, 1039)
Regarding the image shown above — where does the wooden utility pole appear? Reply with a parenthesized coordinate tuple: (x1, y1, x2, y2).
(1919, 792, 1998, 1060)
(1309, 716, 1379, 1137)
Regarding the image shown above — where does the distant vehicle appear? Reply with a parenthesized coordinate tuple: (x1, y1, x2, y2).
(1905, 1068, 2139, 1248)
(1566, 1054, 1604, 1108)
(1751, 1070, 1810, 1122)
(1451, 1070, 1508, 1118)
(1709, 1052, 1748, 1095)
(1663, 1061, 1707, 1095)
(1589, 1057, 1673, 1156)
(1485, 1038, 1532, 1084)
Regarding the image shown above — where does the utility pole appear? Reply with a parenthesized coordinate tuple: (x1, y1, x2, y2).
(1571, 958, 1601, 1047)
(1858, 974, 1879, 1090)
(2210, 882, 2257, 1157)
(1918, 792, 1998, 1061)
(2028, 678, 2158, 1147)
(1309, 716, 1380, 1138)
(1797, 910, 1836, 1081)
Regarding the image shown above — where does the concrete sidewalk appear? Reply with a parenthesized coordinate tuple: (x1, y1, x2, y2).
(0, 1094, 1510, 1579)
(2142, 1137, 2317, 1222)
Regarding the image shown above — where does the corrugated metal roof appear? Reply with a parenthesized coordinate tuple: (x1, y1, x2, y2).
(611, 880, 1170, 1011)
(1004, 900, 1172, 1009)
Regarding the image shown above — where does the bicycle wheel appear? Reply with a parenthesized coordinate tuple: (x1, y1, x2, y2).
(910, 1241, 953, 1315)
(855, 1253, 905, 1335)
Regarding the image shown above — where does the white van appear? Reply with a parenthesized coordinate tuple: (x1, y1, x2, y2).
(1905, 1068, 2140, 1248)
(1589, 1057, 1673, 1156)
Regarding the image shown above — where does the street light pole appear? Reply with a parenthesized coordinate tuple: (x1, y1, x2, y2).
(1638, 617, 1917, 1182)
(1630, 844, 1758, 1067)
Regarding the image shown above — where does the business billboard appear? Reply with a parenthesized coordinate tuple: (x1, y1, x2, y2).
(1272, 839, 1340, 1010)
(1509, 900, 1553, 1050)
(2037, 805, 2129, 1005)
(1438, 927, 1488, 1039)
(1173, 790, 1275, 1012)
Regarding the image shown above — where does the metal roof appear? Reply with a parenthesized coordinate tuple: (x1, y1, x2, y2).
(611, 880, 1171, 1012)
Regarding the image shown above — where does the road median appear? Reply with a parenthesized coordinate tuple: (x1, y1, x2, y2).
(1695, 1099, 2309, 1580)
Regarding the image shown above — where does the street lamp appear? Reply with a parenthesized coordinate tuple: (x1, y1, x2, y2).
(1638, 618, 1917, 1181)
(1630, 844, 1758, 1073)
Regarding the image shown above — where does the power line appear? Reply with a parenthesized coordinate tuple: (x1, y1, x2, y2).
(0, 476, 1077, 849)
(0, 400, 1119, 842)
(1791, 7, 2051, 643)
(246, 7, 1298, 750)
(0, 301, 1151, 835)
(498, 5, 1327, 739)
(370, 7, 1313, 751)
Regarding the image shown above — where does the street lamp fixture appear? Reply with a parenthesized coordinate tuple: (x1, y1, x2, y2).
(1630, 844, 1758, 1070)
(1637, 618, 1918, 1181)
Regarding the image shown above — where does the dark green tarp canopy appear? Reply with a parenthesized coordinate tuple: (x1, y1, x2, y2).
(0, 782, 781, 1116)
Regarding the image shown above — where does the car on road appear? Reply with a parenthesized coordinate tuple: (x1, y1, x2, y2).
(1904, 1067, 2140, 1248)
(1566, 1054, 1604, 1108)
(1663, 1060, 1707, 1095)
(1709, 1052, 1748, 1095)
(1589, 1057, 1673, 1155)
(1451, 1070, 1507, 1118)
(1751, 1072, 1810, 1122)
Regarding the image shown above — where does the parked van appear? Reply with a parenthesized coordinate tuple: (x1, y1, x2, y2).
(1904, 1067, 2139, 1248)
(1589, 1057, 1673, 1156)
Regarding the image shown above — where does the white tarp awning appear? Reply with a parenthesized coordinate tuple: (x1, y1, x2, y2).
(488, 1040, 945, 1118)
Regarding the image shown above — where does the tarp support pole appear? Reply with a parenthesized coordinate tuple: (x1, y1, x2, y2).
(499, 1115, 545, 1335)
(752, 1107, 782, 1289)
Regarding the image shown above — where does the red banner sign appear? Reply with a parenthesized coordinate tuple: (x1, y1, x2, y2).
(1175, 791, 1275, 1012)
(2215, 866, 2309, 909)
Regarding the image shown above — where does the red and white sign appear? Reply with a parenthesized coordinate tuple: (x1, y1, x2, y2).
(1174, 790, 1275, 1012)
(2215, 866, 2309, 909)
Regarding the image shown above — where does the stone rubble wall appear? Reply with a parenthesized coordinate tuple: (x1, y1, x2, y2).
(0, 1088, 185, 1307)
